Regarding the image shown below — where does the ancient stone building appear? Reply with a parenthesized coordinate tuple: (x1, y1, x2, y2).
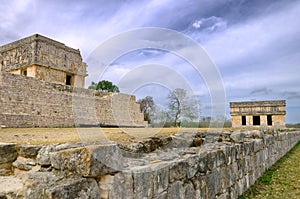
(0, 34, 87, 88)
(230, 100, 286, 128)
(0, 35, 146, 127)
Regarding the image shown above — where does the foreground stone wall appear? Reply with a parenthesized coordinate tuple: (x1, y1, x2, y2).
(1, 130, 299, 198)
(0, 72, 146, 127)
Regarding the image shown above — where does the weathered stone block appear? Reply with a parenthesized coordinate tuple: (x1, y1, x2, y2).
(186, 155, 200, 179)
(154, 191, 167, 199)
(22, 172, 100, 199)
(133, 168, 154, 199)
(167, 181, 183, 199)
(253, 139, 263, 152)
(220, 145, 235, 165)
(228, 163, 237, 187)
(153, 164, 169, 195)
(36, 145, 56, 166)
(252, 130, 265, 139)
(216, 149, 226, 167)
(230, 132, 245, 143)
(0, 143, 17, 164)
(206, 150, 217, 170)
(236, 143, 247, 160)
(109, 172, 134, 199)
(18, 145, 42, 158)
(50, 143, 124, 177)
(243, 141, 254, 156)
(12, 157, 36, 171)
(184, 182, 196, 199)
(237, 158, 245, 179)
(197, 151, 208, 173)
(166, 133, 195, 148)
(0, 176, 24, 198)
(169, 160, 187, 182)
(206, 170, 219, 199)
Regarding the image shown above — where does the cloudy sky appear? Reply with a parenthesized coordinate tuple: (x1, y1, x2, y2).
(1, 0, 300, 123)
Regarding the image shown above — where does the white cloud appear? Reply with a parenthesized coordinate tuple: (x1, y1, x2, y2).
(192, 16, 227, 31)
(203, 2, 300, 68)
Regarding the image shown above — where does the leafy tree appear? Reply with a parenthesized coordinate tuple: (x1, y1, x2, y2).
(137, 96, 155, 123)
(167, 88, 199, 127)
(88, 80, 120, 92)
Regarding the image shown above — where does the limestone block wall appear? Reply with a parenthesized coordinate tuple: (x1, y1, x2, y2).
(0, 34, 87, 88)
(0, 72, 145, 127)
(98, 131, 300, 199)
(1, 131, 300, 198)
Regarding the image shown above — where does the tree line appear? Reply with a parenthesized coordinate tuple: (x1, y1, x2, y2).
(89, 80, 230, 127)
(137, 88, 200, 127)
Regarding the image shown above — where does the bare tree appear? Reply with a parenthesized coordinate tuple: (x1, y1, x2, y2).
(167, 88, 199, 127)
(137, 96, 155, 123)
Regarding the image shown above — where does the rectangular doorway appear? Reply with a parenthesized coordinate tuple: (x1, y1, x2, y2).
(267, 115, 272, 126)
(66, 74, 72, 86)
(253, 116, 260, 126)
(242, 116, 246, 126)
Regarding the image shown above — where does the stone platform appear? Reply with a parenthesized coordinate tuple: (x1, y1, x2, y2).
(0, 130, 300, 198)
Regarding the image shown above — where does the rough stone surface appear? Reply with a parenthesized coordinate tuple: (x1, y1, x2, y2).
(0, 176, 23, 198)
(0, 131, 300, 199)
(252, 130, 265, 139)
(36, 145, 56, 166)
(0, 143, 18, 175)
(0, 143, 17, 164)
(4, 35, 146, 129)
(50, 143, 124, 177)
(230, 131, 245, 143)
(21, 172, 100, 199)
(18, 145, 42, 158)
(119, 136, 172, 153)
(165, 132, 196, 148)
(0, 72, 146, 128)
(12, 157, 36, 171)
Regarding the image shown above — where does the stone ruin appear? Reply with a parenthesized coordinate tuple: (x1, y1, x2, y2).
(0, 130, 300, 198)
(230, 100, 286, 128)
(0, 34, 87, 88)
(0, 35, 147, 128)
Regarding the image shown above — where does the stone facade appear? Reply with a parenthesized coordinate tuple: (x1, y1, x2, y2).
(0, 34, 87, 88)
(0, 35, 146, 127)
(1, 130, 300, 198)
(0, 72, 146, 127)
(230, 100, 286, 128)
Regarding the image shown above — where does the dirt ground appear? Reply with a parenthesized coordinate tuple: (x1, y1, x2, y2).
(0, 127, 212, 145)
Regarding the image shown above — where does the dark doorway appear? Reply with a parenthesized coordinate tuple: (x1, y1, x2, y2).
(21, 69, 27, 76)
(66, 74, 72, 86)
(267, 115, 272, 126)
(253, 116, 260, 126)
(242, 116, 246, 125)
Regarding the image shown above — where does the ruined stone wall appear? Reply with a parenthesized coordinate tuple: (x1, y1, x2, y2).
(0, 34, 87, 88)
(0, 72, 145, 127)
(1, 130, 300, 198)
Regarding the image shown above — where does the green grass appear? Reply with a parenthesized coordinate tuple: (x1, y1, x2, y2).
(239, 141, 300, 199)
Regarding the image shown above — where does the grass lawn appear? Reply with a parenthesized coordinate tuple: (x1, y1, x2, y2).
(239, 141, 300, 199)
